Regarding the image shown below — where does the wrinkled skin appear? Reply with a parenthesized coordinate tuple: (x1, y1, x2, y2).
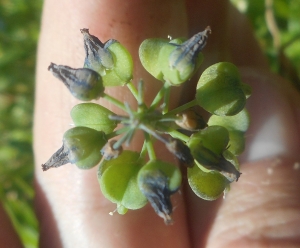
(2, 0, 300, 247)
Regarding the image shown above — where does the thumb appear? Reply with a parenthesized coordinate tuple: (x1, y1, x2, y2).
(206, 69, 300, 247)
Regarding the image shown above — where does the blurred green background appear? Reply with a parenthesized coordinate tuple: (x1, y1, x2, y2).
(0, 0, 299, 247)
(0, 0, 42, 247)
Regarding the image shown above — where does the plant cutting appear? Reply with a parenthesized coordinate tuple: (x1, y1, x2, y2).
(42, 27, 251, 224)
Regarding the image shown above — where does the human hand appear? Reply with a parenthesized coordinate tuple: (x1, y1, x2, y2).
(32, 0, 300, 247)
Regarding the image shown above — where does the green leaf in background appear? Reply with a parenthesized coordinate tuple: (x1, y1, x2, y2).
(231, 0, 300, 90)
(0, 0, 42, 247)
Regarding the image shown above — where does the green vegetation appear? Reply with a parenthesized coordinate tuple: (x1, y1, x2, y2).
(232, 0, 300, 89)
(0, 0, 42, 247)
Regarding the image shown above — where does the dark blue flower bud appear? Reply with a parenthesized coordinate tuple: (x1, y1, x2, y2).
(158, 27, 211, 85)
(169, 26, 211, 77)
(80, 28, 116, 74)
(48, 63, 104, 101)
(138, 169, 174, 224)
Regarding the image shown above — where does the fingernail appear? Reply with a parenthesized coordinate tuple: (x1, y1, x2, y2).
(241, 69, 300, 161)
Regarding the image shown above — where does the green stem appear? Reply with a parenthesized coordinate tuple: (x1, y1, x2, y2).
(101, 93, 127, 112)
(144, 132, 156, 160)
(136, 80, 148, 113)
(124, 128, 135, 146)
(140, 124, 168, 144)
(112, 128, 133, 149)
(137, 80, 144, 105)
(139, 140, 148, 160)
(149, 84, 167, 110)
(168, 129, 189, 143)
(164, 99, 198, 117)
(126, 81, 139, 101)
(162, 84, 171, 114)
(106, 127, 130, 140)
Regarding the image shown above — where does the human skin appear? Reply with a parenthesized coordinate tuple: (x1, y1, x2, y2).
(29, 0, 300, 247)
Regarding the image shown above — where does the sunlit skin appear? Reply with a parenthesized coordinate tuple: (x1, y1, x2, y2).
(1, 0, 300, 247)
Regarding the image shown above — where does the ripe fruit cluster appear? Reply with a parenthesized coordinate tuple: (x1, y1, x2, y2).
(43, 27, 251, 224)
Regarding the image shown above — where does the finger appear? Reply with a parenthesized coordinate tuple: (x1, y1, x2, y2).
(207, 156, 300, 247)
(183, 1, 269, 245)
(34, 0, 192, 247)
(186, 68, 300, 247)
(204, 71, 300, 247)
(187, 71, 300, 247)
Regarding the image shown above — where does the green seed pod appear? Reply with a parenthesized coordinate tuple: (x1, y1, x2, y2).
(188, 126, 230, 156)
(100, 41, 133, 86)
(42, 127, 107, 171)
(63, 127, 107, 169)
(208, 109, 250, 155)
(81, 29, 133, 86)
(188, 164, 230, 201)
(98, 151, 147, 213)
(187, 126, 241, 182)
(48, 63, 104, 101)
(187, 147, 240, 201)
(196, 62, 251, 116)
(159, 42, 203, 86)
(71, 103, 118, 134)
(139, 38, 169, 80)
(137, 160, 182, 224)
(139, 27, 210, 86)
(167, 27, 210, 83)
